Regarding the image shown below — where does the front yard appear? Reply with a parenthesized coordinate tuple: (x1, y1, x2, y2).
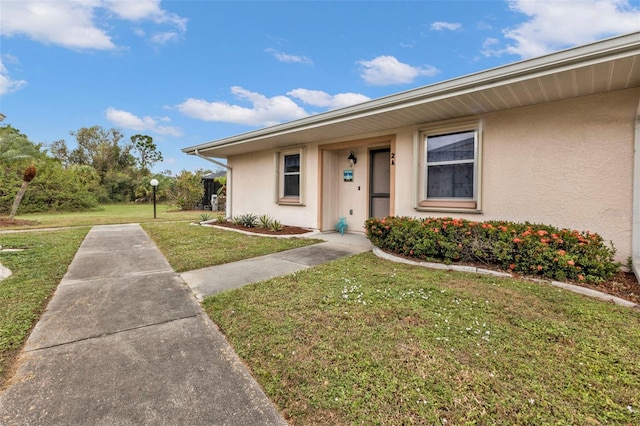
(204, 252, 640, 425)
(2, 220, 639, 424)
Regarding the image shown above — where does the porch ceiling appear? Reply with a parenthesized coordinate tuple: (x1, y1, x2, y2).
(184, 32, 640, 159)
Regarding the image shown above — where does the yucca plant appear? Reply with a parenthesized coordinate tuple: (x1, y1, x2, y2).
(233, 213, 258, 228)
(258, 214, 274, 228)
(269, 220, 283, 232)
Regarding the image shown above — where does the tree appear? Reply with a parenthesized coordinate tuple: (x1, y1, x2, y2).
(0, 125, 42, 219)
(51, 126, 134, 177)
(20, 160, 99, 212)
(49, 139, 71, 167)
(130, 134, 163, 173)
(50, 126, 139, 202)
(169, 170, 204, 210)
(9, 164, 37, 219)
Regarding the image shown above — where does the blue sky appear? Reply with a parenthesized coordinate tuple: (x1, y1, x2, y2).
(1, 0, 640, 175)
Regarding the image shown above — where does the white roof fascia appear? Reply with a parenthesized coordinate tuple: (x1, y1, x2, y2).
(183, 31, 640, 156)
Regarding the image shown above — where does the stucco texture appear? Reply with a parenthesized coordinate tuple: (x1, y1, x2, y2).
(229, 147, 320, 229)
(228, 89, 639, 262)
(397, 89, 640, 262)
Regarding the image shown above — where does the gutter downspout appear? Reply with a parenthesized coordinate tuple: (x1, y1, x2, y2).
(194, 149, 232, 219)
(632, 100, 640, 279)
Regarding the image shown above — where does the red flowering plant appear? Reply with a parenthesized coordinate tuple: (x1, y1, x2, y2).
(364, 216, 620, 283)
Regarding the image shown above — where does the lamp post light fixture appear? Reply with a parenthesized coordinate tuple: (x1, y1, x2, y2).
(150, 178, 159, 219)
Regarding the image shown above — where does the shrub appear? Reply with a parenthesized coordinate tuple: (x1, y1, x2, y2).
(365, 216, 620, 284)
(269, 220, 283, 232)
(199, 213, 211, 222)
(233, 213, 258, 228)
(258, 214, 274, 228)
(168, 170, 203, 211)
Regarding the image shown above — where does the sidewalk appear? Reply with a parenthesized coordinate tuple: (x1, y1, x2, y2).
(0, 224, 290, 425)
(181, 230, 372, 299)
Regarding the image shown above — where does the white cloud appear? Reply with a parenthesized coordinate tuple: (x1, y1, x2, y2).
(0, 60, 27, 95)
(150, 31, 180, 45)
(477, 20, 493, 31)
(104, 0, 187, 44)
(358, 56, 440, 86)
(400, 40, 417, 48)
(265, 48, 313, 64)
(287, 89, 370, 109)
(105, 107, 182, 137)
(481, 37, 505, 57)
(496, 0, 640, 58)
(176, 86, 309, 127)
(0, 0, 187, 50)
(431, 21, 462, 31)
(1, 1, 116, 50)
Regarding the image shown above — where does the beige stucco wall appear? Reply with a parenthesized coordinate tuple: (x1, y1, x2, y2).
(227, 88, 639, 261)
(228, 145, 320, 229)
(395, 88, 640, 262)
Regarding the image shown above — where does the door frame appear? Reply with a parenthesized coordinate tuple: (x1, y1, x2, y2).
(318, 135, 396, 230)
(369, 148, 391, 219)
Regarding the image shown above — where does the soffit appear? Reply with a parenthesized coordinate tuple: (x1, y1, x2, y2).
(185, 34, 640, 159)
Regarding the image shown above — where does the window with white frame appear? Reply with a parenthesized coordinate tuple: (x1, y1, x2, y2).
(419, 124, 480, 210)
(277, 149, 303, 204)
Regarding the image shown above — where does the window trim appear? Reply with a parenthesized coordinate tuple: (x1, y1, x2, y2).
(276, 148, 304, 205)
(415, 120, 482, 212)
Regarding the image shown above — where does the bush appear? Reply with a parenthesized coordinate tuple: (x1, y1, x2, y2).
(0, 158, 99, 214)
(233, 213, 258, 228)
(168, 170, 203, 210)
(365, 216, 620, 283)
(258, 214, 274, 228)
(269, 220, 283, 232)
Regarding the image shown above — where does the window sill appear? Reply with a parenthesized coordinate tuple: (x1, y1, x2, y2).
(278, 198, 304, 206)
(416, 200, 481, 214)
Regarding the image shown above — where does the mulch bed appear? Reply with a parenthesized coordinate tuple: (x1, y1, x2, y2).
(212, 221, 313, 235)
(3, 215, 638, 305)
(573, 271, 640, 305)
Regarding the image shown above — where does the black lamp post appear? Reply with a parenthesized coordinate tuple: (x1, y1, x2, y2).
(150, 178, 159, 219)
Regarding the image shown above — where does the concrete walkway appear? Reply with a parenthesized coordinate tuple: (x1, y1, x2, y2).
(181, 230, 372, 300)
(2, 224, 366, 425)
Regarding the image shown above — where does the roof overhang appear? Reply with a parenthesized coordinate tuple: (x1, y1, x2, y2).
(183, 32, 640, 159)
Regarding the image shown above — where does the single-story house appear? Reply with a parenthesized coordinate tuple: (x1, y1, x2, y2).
(183, 32, 640, 272)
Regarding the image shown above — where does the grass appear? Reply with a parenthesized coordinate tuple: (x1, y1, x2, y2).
(3, 207, 639, 423)
(203, 252, 640, 425)
(0, 207, 319, 389)
(0, 228, 89, 386)
(142, 222, 321, 272)
(8, 203, 202, 229)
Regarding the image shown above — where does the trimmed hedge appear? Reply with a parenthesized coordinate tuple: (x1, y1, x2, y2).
(365, 216, 620, 283)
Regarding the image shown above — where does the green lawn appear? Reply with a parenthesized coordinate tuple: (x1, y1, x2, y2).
(3, 210, 639, 424)
(204, 252, 640, 425)
(0, 228, 89, 385)
(142, 222, 320, 272)
(0, 219, 318, 388)
(8, 203, 203, 229)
